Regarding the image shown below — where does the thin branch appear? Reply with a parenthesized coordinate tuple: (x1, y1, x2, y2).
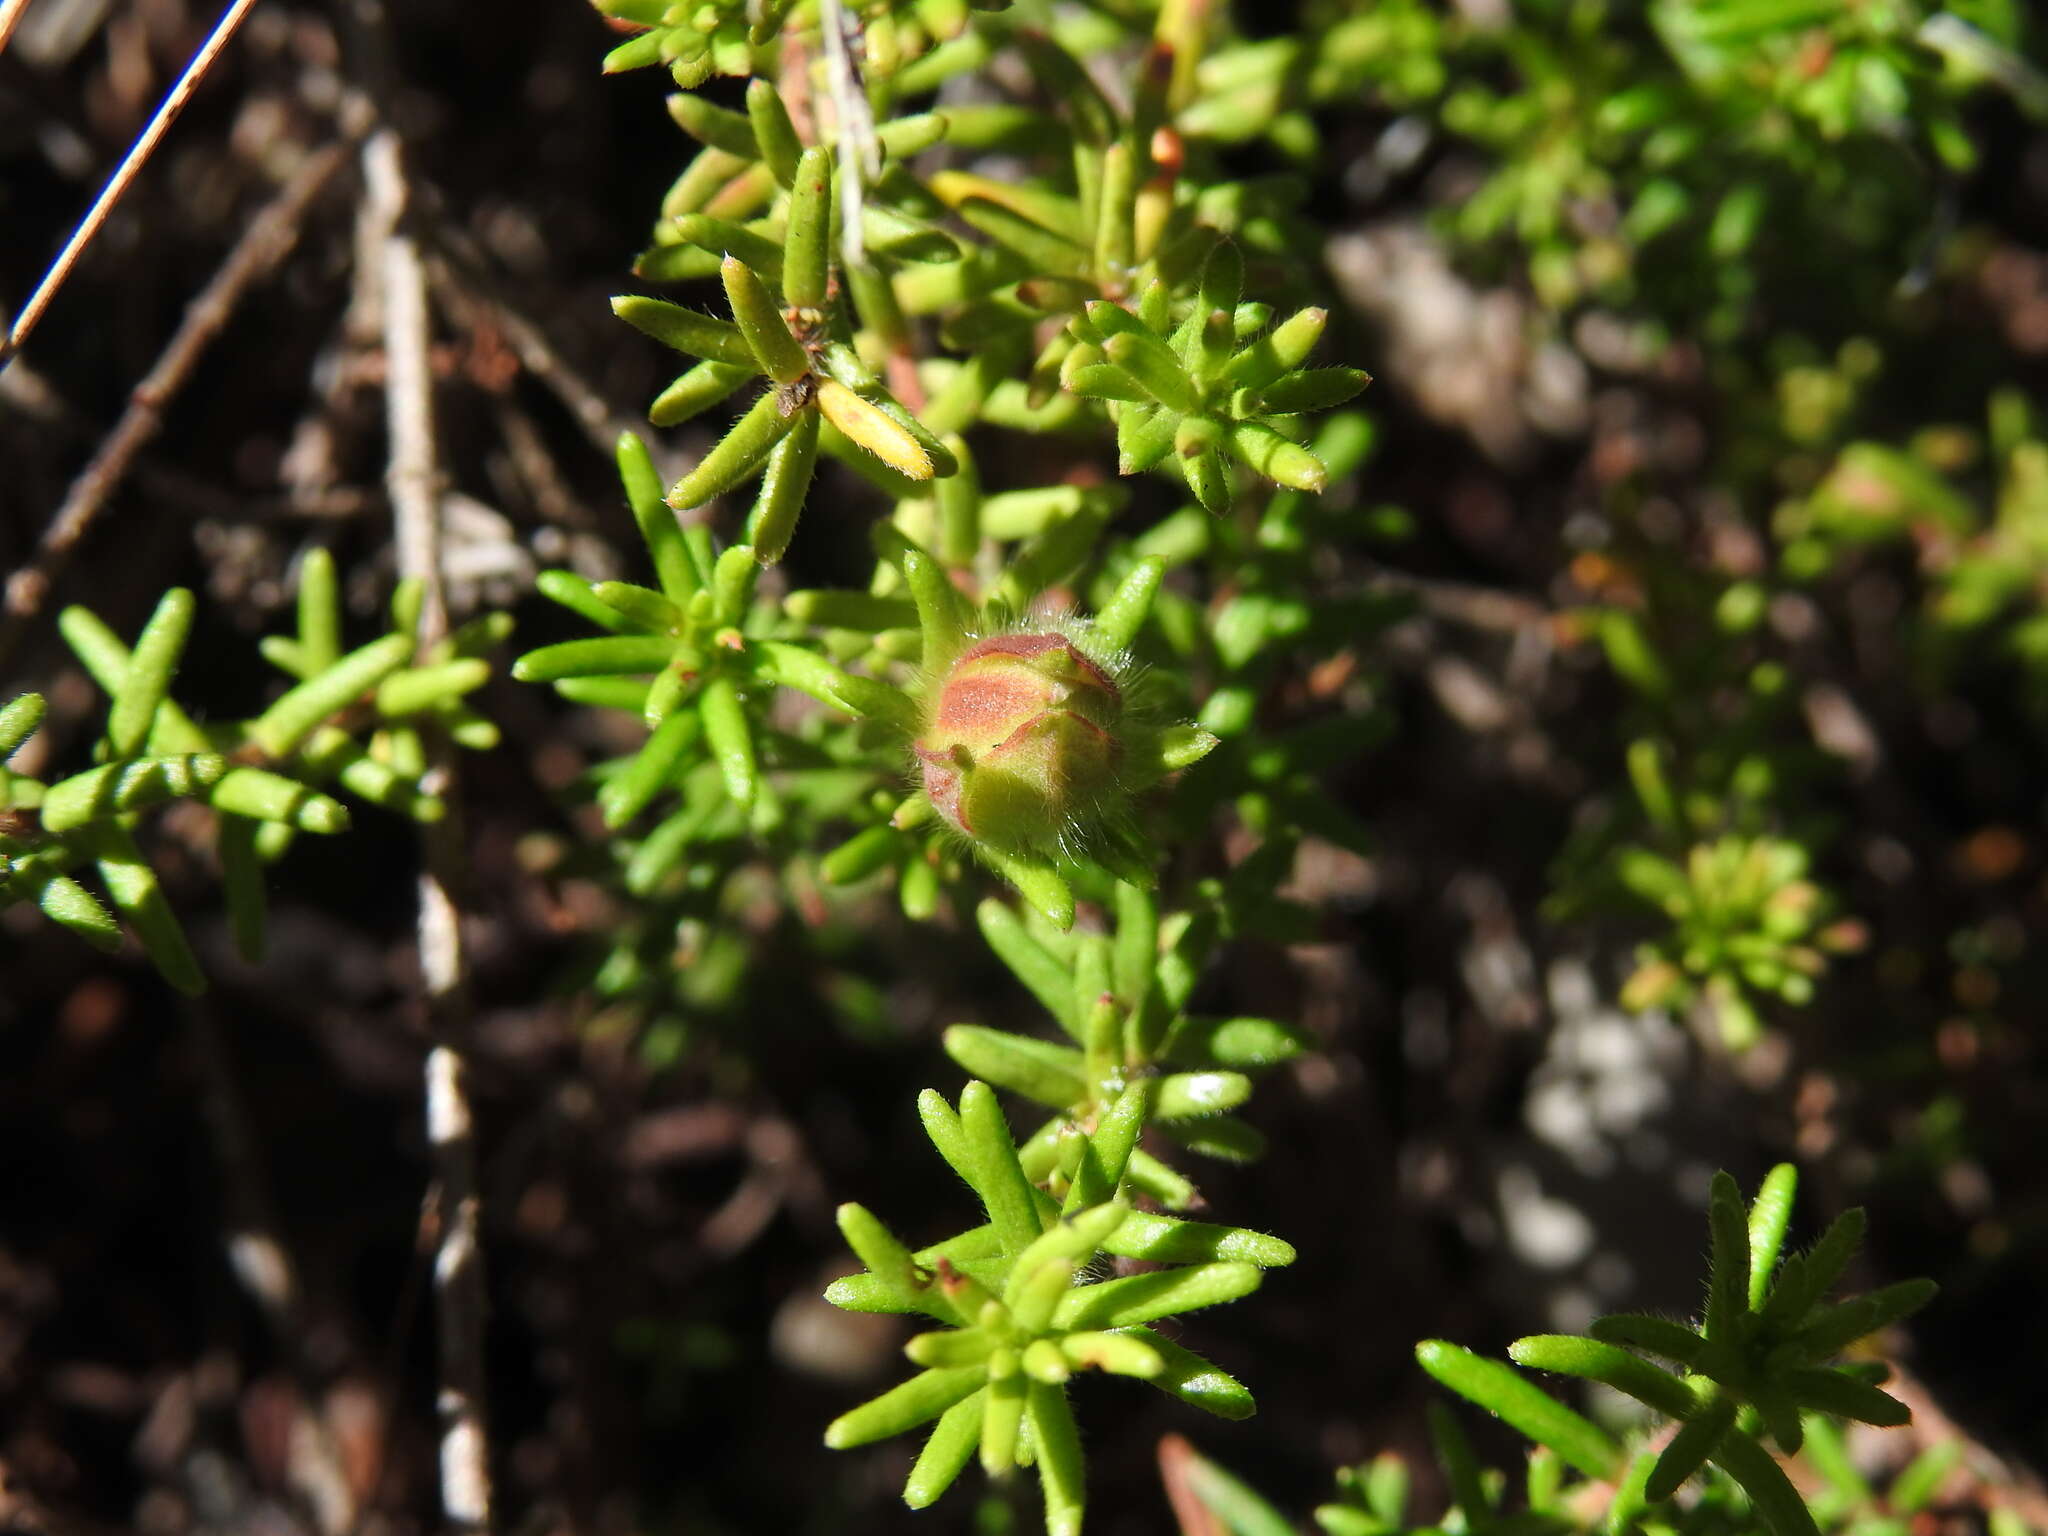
(0, 0, 266, 372)
(0, 135, 356, 674)
(363, 125, 495, 1536)
(818, 0, 878, 271)
(0, 0, 34, 61)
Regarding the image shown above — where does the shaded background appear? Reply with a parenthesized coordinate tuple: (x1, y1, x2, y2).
(4, 2, 2048, 1534)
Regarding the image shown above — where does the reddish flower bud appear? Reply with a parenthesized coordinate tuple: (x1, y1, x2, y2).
(916, 632, 1123, 853)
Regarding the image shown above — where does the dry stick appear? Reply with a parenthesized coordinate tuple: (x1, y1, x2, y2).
(0, 137, 356, 675)
(362, 127, 494, 1536)
(817, 0, 878, 271)
(0, 0, 265, 372)
(0, 0, 34, 60)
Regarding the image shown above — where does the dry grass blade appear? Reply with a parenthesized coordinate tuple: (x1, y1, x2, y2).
(0, 0, 265, 372)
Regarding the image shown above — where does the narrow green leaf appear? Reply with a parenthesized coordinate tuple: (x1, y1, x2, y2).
(218, 812, 266, 963)
(748, 408, 818, 564)
(1748, 1164, 1799, 1309)
(1509, 1335, 1698, 1420)
(958, 1080, 1044, 1253)
(784, 148, 832, 310)
(1100, 1210, 1294, 1268)
(375, 659, 491, 717)
(1128, 1326, 1255, 1419)
(8, 861, 120, 950)
(1156, 1071, 1252, 1119)
(600, 707, 703, 828)
(944, 1026, 1087, 1109)
(667, 90, 759, 156)
(1414, 1341, 1624, 1481)
(109, 588, 196, 758)
(40, 754, 227, 831)
(1646, 1395, 1737, 1501)
(512, 635, 676, 683)
(905, 1389, 984, 1508)
(825, 1366, 986, 1450)
(697, 675, 757, 806)
(650, 357, 756, 427)
(295, 548, 341, 672)
(1054, 1261, 1259, 1331)
(250, 632, 415, 757)
(1183, 1447, 1296, 1536)
(1228, 421, 1328, 492)
(1706, 1171, 1751, 1343)
(722, 256, 809, 384)
(1027, 1380, 1085, 1536)
(209, 768, 350, 832)
(976, 898, 1080, 1037)
(785, 590, 919, 630)
(1588, 1312, 1704, 1363)
(86, 821, 204, 995)
(613, 295, 759, 368)
(1065, 1078, 1153, 1213)
(1708, 1429, 1823, 1536)
(0, 693, 45, 759)
(667, 389, 800, 510)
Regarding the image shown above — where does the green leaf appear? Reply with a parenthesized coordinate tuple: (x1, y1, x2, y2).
(698, 675, 757, 807)
(1705, 1170, 1751, 1343)
(375, 659, 491, 717)
(666, 90, 759, 157)
(976, 898, 1080, 1035)
(1708, 1428, 1823, 1536)
(512, 635, 677, 683)
(1094, 557, 1165, 652)
(250, 632, 415, 757)
(1646, 1394, 1736, 1501)
(944, 1026, 1087, 1109)
(1181, 1446, 1296, 1536)
(0, 693, 45, 759)
(1100, 1210, 1294, 1268)
(85, 820, 204, 995)
(1128, 1326, 1255, 1419)
(110, 588, 195, 758)
(1509, 1335, 1698, 1420)
(1588, 1312, 1704, 1363)
(613, 294, 759, 368)
(210, 768, 350, 832)
(295, 548, 342, 672)
(8, 861, 121, 950)
(667, 389, 801, 510)
(784, 148, 832, 310)
(747, 408, 819, 563)
(1414, 1342, 1624, 1481)
(1053, 1261, 1260, 1330)
(40, 754, 227, 831)
(904, 1390, 984, 1508)
(600, 707, 704, 828)
(1026, 1380, 1086, 1536)
(826, 1366, 986, 1450)
(218, 812, 265, 963)
(722, 256, 809, 384)
(958, 1080, 1044, 1253)
(1748, 1164, 1799, 1308)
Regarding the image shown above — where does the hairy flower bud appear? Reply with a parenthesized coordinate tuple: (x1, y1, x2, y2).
(916, 632, 1123, 852)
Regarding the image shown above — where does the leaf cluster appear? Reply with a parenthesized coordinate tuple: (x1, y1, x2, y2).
(1, 554, 502, 992)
